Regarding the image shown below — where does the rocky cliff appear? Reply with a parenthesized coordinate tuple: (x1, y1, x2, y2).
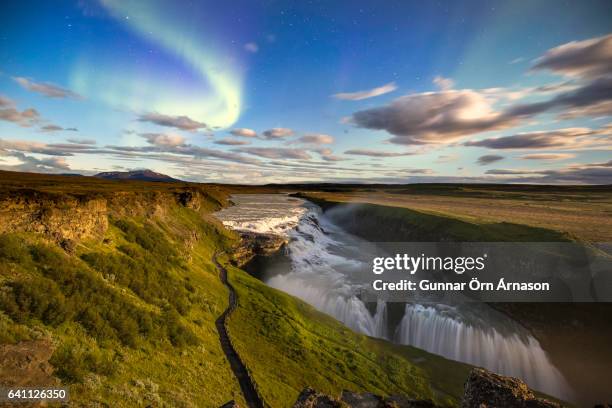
(0, 186, 227, 248)
(230, 231, 288, 266)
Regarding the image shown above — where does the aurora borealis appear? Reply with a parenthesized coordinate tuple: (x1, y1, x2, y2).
(0, 0, 611, 183)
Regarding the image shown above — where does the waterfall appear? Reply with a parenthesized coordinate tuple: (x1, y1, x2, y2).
(216, 194, 572, 402)
(396, 304, 571, 400)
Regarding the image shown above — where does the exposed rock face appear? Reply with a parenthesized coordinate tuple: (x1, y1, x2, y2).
(0, 191, 108, 245)
(462, 368, 561, 408)
(230, 231, 288, 266)
(0, 339, 59, 388)
(0, 188, 219, 247)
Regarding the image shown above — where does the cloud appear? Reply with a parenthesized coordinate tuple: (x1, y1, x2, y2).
(531, 34, 612, 79)
(348, 34, 612, 146)
(485, 169, 534, 175)
(0, 102, 40, 127)
(230, 128, 258, 138)
(584, 159, 612, 167)
(66, 138, 96, 145)
(520, 153, 575, 161)
(236, 147, 311, 160)
(40, 124, 76, 132)
(294, 133, 334, 145)
(140, 132, 186, 147)
(214, 138, 251, 146)
(244, 42, 259, 53)
(108, 143, 261, 165)
(350, 89, 516, 144)
(433, 76, 454, 91)
(13, 77, 82, 99)
(0, 96, 14, 108)
(464, 127, 609, 150)
(476, 154, 504, 165)
(486, 162, 612, 184)
(404, 168, 435, 175)
(351, 78, 612, 145)
(0, 139, 75, 156)
(344, 149, 415, 157)
(138, 112, 207, 131)
(314, 148, 344, 162)
(262, 128, 294, 139)
(332, 82, 397, 101)
(0, 151, 71, 172)
(505, 76, 612, 119)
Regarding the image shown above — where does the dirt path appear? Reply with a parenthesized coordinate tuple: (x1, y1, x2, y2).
(214, 253, 264, 408)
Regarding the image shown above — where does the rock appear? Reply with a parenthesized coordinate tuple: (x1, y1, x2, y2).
(462, 368, 562, 408)
(0, 339, 59, 388)
(293, 387, 346, 407)
(340, 391, 385, 407)
(231, 231, 288, 266)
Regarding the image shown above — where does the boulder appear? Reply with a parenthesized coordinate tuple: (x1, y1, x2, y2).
(462, 368, 562, 408)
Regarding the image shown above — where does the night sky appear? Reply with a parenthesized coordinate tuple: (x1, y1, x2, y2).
(1, 0, 611, 183)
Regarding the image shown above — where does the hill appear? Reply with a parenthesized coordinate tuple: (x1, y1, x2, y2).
(94, 169, 180, 182)
(0, 170, 472, 407)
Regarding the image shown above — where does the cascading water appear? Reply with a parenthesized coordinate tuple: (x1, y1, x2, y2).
(215, 194, 572, 401)
(395, 304, 571, 400)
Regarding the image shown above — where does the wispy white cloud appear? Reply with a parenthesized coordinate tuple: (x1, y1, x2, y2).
(520, 153, 575, 161)
(230, 128, 258, 138)
(332, 82, 397, 101)
(236, 147, 311, 159)
(214, 138, 251, 146)
(13, 77, 82, 99)
(344, 149, 415, 157)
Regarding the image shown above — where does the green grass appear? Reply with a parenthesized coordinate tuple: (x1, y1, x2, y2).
(309, 200, 570, 242)
(225, 260, 471, 407)
(0, 201, 245, 406)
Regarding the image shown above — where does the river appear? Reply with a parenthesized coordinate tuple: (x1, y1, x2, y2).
(214, 194, 572, 402)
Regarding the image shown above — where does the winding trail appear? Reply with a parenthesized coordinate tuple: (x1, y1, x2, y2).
(213, 253, 264, 408)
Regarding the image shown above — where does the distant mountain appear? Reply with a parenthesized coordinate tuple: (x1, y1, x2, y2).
(94, 169, 180, 182)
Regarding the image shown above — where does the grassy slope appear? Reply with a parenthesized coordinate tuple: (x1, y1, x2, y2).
(225, 260, 470, 407)
(0, 172, 473, 407)
(0, 204, 247, 406)
(299, 194, 570, 242)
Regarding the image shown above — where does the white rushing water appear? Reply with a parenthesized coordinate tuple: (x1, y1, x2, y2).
(215, 194, 572, 400)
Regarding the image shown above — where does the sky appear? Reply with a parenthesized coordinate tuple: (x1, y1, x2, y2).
(0, 0, 611, 184)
